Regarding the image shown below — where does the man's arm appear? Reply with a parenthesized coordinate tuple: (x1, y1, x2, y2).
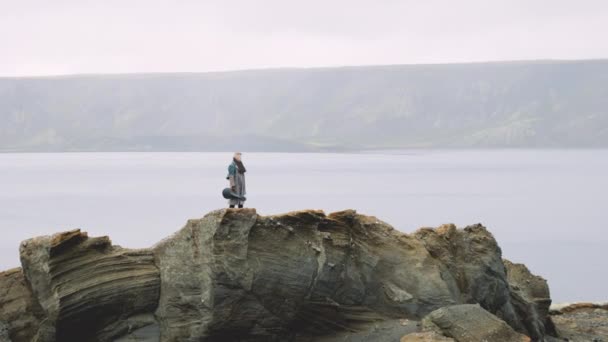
(228, 164, 236, 191)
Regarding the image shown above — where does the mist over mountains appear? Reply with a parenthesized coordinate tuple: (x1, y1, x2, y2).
(1, 60, 607, 152)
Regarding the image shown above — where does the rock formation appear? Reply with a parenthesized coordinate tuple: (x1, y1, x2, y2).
(503, 259, 556, 337)
(549, 302, 608, 341)
(18, 229, 159, 341)
(0, 209, 561, 341)
(421, 304, 530, 342)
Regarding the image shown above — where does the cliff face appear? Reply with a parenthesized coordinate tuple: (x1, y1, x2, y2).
(0, 209, 554, 341)
(18, 230, 160, 341)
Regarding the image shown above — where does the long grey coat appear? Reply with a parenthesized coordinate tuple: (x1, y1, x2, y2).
(228, 163, 246, 206)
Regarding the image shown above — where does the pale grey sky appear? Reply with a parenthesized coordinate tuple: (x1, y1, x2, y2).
(2, 0, 608, 76)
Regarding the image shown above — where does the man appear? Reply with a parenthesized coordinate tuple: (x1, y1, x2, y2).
(227, 152, 247, 208)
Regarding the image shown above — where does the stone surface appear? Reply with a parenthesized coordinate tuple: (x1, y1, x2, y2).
(422, 304, 531, 342)
(113, 317, 160, 342)
(504, 259, 557, 337)
(400, 331, 454, 341)
(0, 321, 11, 342)
(0, 268, 44, 342)
(293, 319, 419, 342)
(18, 229, 160, 341)
(550, 303, 608, 341)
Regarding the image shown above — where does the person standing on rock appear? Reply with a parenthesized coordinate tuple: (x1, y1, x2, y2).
(227, 152, 247, 208)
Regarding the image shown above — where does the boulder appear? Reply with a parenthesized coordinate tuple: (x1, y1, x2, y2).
(18, 229, 160, 341)
(422, 304, 530, 342)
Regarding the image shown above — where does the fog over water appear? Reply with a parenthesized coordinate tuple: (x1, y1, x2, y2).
(1, 150, 606, 302)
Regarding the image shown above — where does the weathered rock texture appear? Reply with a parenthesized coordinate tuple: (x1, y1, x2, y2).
(549, 302, 608, 341)
(0, 268, 45, 342)
(0, 209, 557, 341)
(400, 331, 455, 341)
(152, 209, 552, 341)
(421, 304, 531, 342)
(412, 224, 552, 340)
(504, 259, 557, 336)
(17, 229, 160, 341)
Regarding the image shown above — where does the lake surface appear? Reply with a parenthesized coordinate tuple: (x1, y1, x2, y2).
(1, 150, 606, 302)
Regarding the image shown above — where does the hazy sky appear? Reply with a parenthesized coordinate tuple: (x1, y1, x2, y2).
(2, 0, 608, 76)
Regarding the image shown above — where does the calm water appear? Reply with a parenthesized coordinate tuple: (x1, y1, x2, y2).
(1, 150, 606, 302)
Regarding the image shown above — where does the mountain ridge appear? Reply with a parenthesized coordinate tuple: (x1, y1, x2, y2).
(2, 59, 607, 152)
(4, 58, 607, 79)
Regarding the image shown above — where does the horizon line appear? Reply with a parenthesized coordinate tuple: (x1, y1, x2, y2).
(2, 58, 608, 79)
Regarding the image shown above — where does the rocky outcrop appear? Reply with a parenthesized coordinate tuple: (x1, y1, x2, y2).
(413, 224, 549, 340)
(0, 209, 556, 341)
(549, 302, 608, 341)
(18, 229, 160, 342)
(154, 209, 460, 340)
(421, 304, 530, 342)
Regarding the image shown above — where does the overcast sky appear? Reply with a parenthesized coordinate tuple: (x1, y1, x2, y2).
(2, 0, 608, 76)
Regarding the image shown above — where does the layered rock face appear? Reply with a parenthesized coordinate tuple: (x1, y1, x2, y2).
(0, 209, 556, 342)
(503, 259, 556, 337)
(421, 304, 531, 342)
(17, 229, 160, 341)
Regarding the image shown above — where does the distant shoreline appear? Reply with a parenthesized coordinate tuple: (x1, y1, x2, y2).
(2, 147, 608, 154)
